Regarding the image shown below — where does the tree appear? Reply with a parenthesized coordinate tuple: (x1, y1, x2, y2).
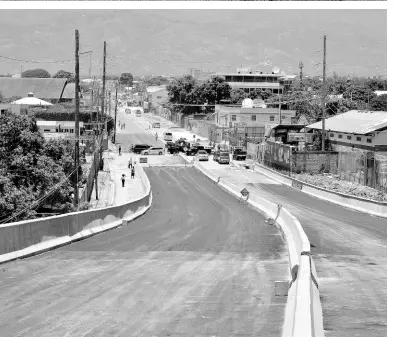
(53, 70, 73, 79)
(21, 69, 51, 78)
(230, 89, 247, 104)
(369, 94, 387, 111)
(166, 75, 199, 115)
(120, 73, 134, 87)
(196, 76, 231, 111)
(0, 112, 78, 222)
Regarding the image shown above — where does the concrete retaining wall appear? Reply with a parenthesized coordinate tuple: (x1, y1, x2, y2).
(254, 163, 387, 218)
(194, 162, 324, 337)
(0, 163, 152, 264)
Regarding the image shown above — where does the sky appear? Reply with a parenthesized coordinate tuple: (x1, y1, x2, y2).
(0, 9, 387, 78)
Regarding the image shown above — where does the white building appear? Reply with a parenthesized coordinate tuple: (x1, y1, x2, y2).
(306, 110, 387, 153)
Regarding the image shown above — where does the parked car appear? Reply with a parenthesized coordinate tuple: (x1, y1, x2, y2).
(163, 132, 173, 141)
(141, 147, 164, 155)
(196, 150, 209, 161)
(132, 144, 151, 154)
(152, 122, 160, 128)
(233, 148, 247, 161)
(213, 150, 230, 164)
(125, 108, 131, 114)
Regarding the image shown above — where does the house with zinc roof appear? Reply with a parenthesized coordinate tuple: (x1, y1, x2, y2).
(306, 110, 387, 153)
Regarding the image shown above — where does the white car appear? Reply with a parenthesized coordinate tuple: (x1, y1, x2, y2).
(196, 150, 209, 161)
(141, 147, 164, 155)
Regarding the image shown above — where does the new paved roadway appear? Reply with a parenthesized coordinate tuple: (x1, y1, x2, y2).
(0, 113, 290, 336)
(198, 159, 387, 337)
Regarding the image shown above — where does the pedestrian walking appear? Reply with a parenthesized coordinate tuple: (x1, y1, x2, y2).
(124, 123, 126, 130)
(121, 174, 126, 187)
(131, 166, 135, 179)
(118, 146, 122, 156)
(128, 157, 133, 169)
(155, 132, 158, 141)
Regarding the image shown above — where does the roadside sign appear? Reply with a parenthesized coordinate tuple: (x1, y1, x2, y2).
(240, 188, 249, 197)
(139, 157, 148, 163)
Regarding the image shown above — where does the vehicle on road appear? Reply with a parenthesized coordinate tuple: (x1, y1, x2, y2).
(185, 144, 205, 156)
(166, 142, 181, 154)
(163, 132, 173, 141)
(233, 147, 247, 161)
(125, 108, 131, 114)
(132, 144, 152, 154)
(141, 147, 164, 155)
(152, 122, 160, 128)
(214, 150, 230, 164)
(136, 109, 142, 117)
(196, 150, 209, 161)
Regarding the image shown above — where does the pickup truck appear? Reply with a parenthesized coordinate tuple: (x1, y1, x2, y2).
(233, 148, 247, 161)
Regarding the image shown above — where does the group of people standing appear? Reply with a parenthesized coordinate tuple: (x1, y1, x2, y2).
(118, 121, 126, 130)
(121, 157, 136, 188)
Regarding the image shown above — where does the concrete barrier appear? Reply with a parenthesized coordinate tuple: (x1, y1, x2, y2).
(194, 162, 324, 337)
(0, 163, 152, 265)
(254, 163, 387, 218)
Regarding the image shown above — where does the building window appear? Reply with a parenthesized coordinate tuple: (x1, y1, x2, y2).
(367, 138, 372, 143)
(347, 135, 352, 140)
(44, 129, 50, 132)
(270, 116, 275, 122)
(251, 115, 256, 121)
(329, 133, 334, 138)
(356, 137, 361, 141)
(232, 115, 236, 121)
(70, 129, 74, 133)
(338, 134, 342, 138)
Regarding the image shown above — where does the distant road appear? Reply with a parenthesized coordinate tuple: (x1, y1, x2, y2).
(0, 166, 289, 336)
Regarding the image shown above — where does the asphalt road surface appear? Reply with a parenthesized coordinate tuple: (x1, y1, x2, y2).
(0, 167, 289, 336)
(115, 108, 161, 151)
(198, 161, 387, 337)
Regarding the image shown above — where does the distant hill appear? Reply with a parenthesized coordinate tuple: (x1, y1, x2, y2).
(0, 9, 387, 77)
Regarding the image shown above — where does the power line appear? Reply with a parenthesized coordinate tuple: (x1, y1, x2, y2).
(0, 54, 89, 64)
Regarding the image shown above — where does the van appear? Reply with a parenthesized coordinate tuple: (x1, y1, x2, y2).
(164, 132, 173, 141)
(214, 150, 230, 164)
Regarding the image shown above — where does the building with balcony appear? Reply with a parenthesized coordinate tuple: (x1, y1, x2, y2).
(212, 67, 297, 95)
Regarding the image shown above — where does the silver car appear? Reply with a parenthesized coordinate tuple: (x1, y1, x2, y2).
(196, 150, 209, 161)
(141, 147, 164, 155)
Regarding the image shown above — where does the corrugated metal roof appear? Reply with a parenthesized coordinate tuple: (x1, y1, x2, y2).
(306, 110, 387, 134)
(0, 77, 68, 100)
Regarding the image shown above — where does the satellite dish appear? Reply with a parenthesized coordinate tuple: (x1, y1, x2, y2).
(272, 66, 280, 74)
(242, 98, 254, 108)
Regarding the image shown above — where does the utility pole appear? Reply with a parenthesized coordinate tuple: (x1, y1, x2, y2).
(321, 35, 327, 152)
(114, 87, 118, 143)
(108, 91, 112, 118)
(89, 51, 92, 79)
(74, 29, 80, 208)
(101, 41, 107, 134)
(278, 91, 282, 125)
(299, 61, 304, 87)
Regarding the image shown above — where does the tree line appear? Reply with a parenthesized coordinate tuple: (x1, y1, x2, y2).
(165, 73, 387, 122)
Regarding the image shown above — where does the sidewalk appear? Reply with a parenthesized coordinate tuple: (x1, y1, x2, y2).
(89, 140, 146, 209)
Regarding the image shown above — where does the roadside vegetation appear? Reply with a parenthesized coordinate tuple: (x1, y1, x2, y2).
(294, 173, 387, 202)
(0, 111, 85, 223)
